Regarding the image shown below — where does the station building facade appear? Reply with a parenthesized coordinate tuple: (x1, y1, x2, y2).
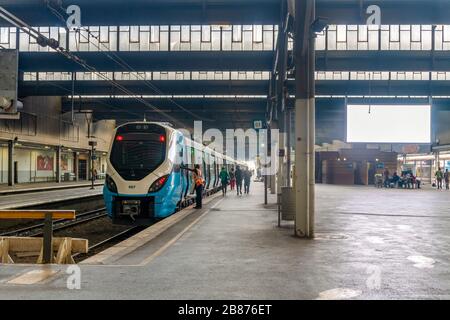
(0, 96, 114, 186)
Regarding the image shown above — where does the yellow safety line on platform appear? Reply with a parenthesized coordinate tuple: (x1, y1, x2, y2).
(138, 198, 225, 266)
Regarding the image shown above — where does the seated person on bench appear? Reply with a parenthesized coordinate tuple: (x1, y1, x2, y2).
(411, 174, 421, 189)
(391, 172, 400, 188)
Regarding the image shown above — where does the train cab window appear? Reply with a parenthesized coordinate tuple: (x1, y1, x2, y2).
(111, 124, 166, 181)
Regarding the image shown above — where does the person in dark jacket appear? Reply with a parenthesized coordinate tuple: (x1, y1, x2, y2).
(383, 168, 390, 188)
(244, 169, 252, 194)
(445, 169, 450, 190)
(436, 168, 444, 190)
(235, 166, 243, 196)
(391, 172, 400, 188)
(219, 167, 230, 196)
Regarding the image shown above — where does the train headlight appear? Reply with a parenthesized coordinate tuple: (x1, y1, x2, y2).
(148, 175, 169, 193)
(106, 174, 118, 193)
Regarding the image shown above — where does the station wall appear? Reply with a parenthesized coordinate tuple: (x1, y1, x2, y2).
(0, 144, 108, 184)
(0, 96, 114, 185)
(0, 96, 116, 152)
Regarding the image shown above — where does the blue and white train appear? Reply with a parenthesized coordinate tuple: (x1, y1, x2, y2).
(103, 122, 245, 225)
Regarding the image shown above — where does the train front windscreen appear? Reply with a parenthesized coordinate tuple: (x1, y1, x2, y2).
(110, 124, 167, 181)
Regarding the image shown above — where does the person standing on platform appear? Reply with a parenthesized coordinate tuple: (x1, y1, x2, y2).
(436, 167, 444, 190)
(445, 169, 450, 190)
(219, 167, 230, 196)
(192, 164, 204, 209)
(229, 167, 236, 191)
(244, 169, 252, 194)
(235, 165, 243, 196)
(383, 168, 390, 188)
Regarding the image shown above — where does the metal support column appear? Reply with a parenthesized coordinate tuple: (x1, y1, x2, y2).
(307, 0, 316, 238)
(7, 140, 14, 187)
(74, 152, 79, 182)
(71, 72, 75, 123)
(89, 141, 97, 190)
(43, 213, 53, 264)
(264, 174, 268, 205)
(272, 1, 288, 195)
(270, 122, 277, 195)
(294, 0, 315, 238)
(278, 5, 290, 187)
(435, 151, 440, 172)
(286, 108, 292, 187)
(56, 145, 61, 183)
(277, 129, 285, 194)
(277, 7, 289, 191)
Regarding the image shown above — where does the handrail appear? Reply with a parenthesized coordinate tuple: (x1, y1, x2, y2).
(0, 210, 75, 220)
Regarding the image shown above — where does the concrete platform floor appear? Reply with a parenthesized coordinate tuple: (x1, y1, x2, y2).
(0, 185, 103, 209)
(0, 181, 104, 195)
(1, 183, 450, 299)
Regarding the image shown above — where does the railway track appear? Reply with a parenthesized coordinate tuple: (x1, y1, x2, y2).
(1, 187, 222, 262)
(0, 206, 143, 263)
(0, 208, 108, 237)
(73, 226, 144, 261)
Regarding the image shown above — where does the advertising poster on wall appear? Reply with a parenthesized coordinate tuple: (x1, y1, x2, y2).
(61, 154, 69, 171)
(37, 155, 54, 171)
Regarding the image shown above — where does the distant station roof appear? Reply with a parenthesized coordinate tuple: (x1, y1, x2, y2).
(3, 0, 450, 128)
(2, 0, 450, 26)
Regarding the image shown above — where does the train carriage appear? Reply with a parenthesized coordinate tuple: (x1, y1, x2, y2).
(103, 122, 246, 225)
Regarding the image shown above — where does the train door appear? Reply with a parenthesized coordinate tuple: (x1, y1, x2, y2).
(203, 152, 207, 189)
(210, 155, 214, 188)
(216, 161, 220, 188)
(203, 152, 211, 190)
(211, 156, 219, 188)
(201, 151, 208, 188)
(183, 144, 190, 198)
(173, 134, 185, 204)
(215, 157, 218, 187)
(212, 156, 219, 188)
(368, 162, 376, 185)
(189, 147, 196, 195)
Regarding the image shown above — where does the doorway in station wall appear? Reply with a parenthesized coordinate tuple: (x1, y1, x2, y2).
(14, 161, 18, 184)
(78, 159, 87, 180)
(353, 162, 363, 185)
(367, 162, 376, 185)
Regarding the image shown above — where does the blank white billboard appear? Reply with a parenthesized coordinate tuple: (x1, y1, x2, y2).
(347, 104, 431, 144)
